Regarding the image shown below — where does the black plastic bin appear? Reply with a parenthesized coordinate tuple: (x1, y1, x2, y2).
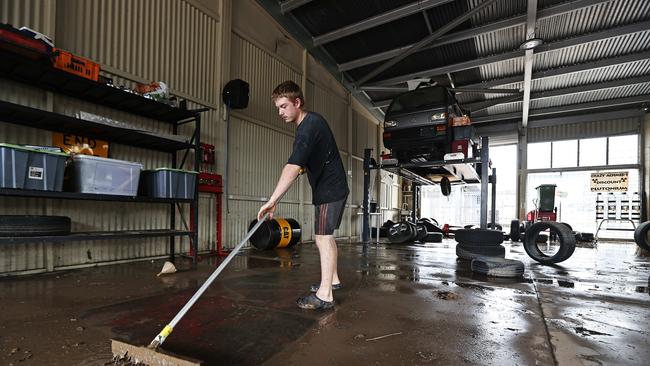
(141, 168, 197, 199)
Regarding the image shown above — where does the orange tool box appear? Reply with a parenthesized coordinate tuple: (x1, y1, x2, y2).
(52, 48, 100, 81)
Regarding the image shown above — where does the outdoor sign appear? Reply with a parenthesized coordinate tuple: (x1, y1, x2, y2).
(590, 171, 628, 192)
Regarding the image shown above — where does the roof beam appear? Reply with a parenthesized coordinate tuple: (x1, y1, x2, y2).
(466, 94, 523, 114)
(521, 0, 538, 128)
(452, 87, 521, 94)
(357, 0, 498, 86)
(471, 94, 650, 123)
(339, 0, 613, 72)
(280, 0, 312, 14)
(373, 87, 525, 108)
(313, 0, 451, 46)
(368, 20, 650, 86)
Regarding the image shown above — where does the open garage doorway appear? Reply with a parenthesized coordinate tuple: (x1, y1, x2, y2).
(421, 144, 518, 228)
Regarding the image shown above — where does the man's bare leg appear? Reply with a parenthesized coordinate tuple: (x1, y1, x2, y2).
(314, 234, 339, 302)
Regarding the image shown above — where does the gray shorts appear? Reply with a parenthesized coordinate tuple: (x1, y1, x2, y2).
(314, 197, 347, 235)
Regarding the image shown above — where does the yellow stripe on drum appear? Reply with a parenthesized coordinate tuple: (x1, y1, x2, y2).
(276, 218, 292, 247)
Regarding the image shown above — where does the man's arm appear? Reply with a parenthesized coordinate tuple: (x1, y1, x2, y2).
(257, 164, 302, 220)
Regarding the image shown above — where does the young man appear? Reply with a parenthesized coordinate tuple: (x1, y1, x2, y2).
(257, 80, 349, 310)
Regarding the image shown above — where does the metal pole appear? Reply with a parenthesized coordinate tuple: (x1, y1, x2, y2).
(362, 148, 372, 242)
(490, 168, 496, 229)
(480, 136, 489, 229)
(170, 122, 178, 262)
(193, 113, 201, 265)
(411, 181, 418, 222)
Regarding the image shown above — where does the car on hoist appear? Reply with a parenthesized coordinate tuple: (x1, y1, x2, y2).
(382, 85, 466, 164)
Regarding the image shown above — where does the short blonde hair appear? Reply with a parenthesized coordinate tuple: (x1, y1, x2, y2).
(272, 80, 305, 108)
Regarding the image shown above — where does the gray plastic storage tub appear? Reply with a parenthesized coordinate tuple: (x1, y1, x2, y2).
(73, 155, 143, 196)
(141, 168, 197, 199)
(24, 146, 67, 191)
(0, 143, 29, 189)
(0, 143, 67, 191)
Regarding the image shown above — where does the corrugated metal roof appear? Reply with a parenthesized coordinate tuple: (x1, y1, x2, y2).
(531, 82, 650, 109)
(534, 30, 650, 71)
(266, 0, 650, 123)
(345, 38, 479, 83)
(467, 0, 526, 26)
(537, 0, 650, 43)
(478, 57, 525, 82)
(291, 0, 416, 36)
(532, 59, 650, 92)
(528, 116, 641, 142)
(474, 24, 526, 57)
(324, 14, 429, 63)
(471, 82, 650, 116)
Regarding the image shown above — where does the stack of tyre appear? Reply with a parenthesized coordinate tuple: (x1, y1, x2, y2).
(455, 228, 525, 277)
(454, 228, 505, 260)
(388, 218, 443, 244)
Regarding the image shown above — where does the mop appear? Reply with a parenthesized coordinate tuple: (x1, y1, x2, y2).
(111, 214, 271, 366)
(112, 169, 302, 365)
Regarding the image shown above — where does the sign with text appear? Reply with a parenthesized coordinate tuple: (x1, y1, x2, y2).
(53, 133, 109, 157)
(590, 171, 628, 192)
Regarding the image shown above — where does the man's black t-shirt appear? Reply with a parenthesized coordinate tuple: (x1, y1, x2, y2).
(287, 112, 349, 205)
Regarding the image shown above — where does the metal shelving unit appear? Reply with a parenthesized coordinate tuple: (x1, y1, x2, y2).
(362, 136, 493, 242)
(0, 50, 202, 263)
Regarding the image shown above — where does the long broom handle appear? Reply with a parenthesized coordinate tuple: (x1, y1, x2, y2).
(150, 168, 303, 349)
(149, 213, 269, 348)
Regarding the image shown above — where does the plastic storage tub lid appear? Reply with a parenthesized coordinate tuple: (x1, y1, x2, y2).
(73, 154, 143, 166)
(0, 143, 69, 156)
(146, 167, 198, 174)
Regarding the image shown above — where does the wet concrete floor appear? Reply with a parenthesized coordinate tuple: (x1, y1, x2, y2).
(0, 239, 649, 365)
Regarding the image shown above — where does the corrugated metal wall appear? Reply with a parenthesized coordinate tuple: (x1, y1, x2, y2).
(0, 0, 221, 274)
(1, 0, 386, 274)
(226, 24, 386, 246)
(528, 116, 642, 142)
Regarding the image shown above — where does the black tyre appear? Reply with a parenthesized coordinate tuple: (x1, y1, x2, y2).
(523, 222, 576, 264)
(407, 221, 418, 242)
(536, 234, 549, 243)
(415, 223, 428, 242)
(440, 176, 451, 196)
(560, 222, 573, 232)
(0, 215, 71, 237)
(456, 244, 505, 260)
(455, 228, 504, 246)
(634, 221, 650, 252)
(388, 222, 417, 244)
(381, 220, 395, 229)
(510, 219, 521, 242)
(471, 257, 525, 278)
(424, 232, 443, 243)
(577, 232, 594, 242)
(417, 219, 443, 233)
(388, 222, 409, 244)
(487, 223, 503, 231)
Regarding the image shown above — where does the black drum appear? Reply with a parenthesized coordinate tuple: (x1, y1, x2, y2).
(248, 218, 301, 250)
